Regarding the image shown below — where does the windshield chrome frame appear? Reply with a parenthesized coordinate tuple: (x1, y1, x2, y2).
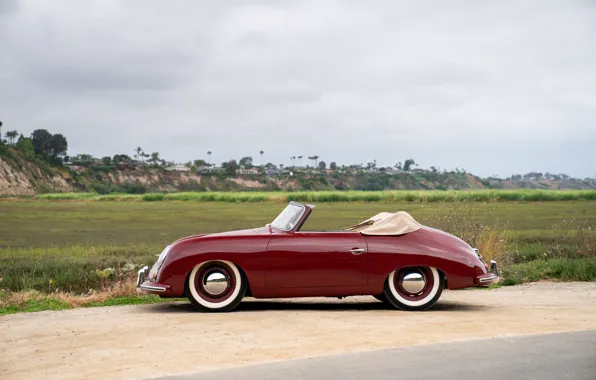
(270, 202, 306, 232)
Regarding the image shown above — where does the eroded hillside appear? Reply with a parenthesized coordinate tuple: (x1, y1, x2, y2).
(1, 146, 595, 196)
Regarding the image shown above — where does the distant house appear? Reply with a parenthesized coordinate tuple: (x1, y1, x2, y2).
(198, 166, 225, 174)
(237, 168, 259, 175)
(165, 164, 191, 172)
(266, 169, 280, 176)
(117, 162, 136, 170)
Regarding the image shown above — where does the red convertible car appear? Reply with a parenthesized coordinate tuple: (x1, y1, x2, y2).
(137, 202, 499, 312)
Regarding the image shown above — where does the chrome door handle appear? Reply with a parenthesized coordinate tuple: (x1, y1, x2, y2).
(349, 248, 366, 255)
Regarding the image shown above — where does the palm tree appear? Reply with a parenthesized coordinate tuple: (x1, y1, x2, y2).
(0, 121, 3, 143)
(312, 155, 319, 167)
(297, 155, 303, 167)
(207, 151, 212, 165)
(259, 150, 264, 166)
(135, 147, 143, 162)
(6, 130, 18, 145)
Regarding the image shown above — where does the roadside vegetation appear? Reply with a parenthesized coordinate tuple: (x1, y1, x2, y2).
(33, 189, 596, 203)
(1, 200, 595, 314)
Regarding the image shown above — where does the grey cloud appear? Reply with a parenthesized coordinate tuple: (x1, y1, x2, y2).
(0, 0, 17, 14)
(0, 0, 595, 177)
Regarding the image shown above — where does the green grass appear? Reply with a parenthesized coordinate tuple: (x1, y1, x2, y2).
(2, 201, 595, 249)
(81, 295, 181, 308)
(32, 189, 596, 203)
(0, 292, 178, 316)
(0, 199, 595, 307)
(502, 257, 596, 285)
(0, 296, 73, 315)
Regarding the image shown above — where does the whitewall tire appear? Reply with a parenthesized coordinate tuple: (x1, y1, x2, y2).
(186, 260, 246, 312)
(383, 267, 443, 311)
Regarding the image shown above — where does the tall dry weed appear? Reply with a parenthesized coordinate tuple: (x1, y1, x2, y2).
(424, 200, 509, 264)
(0, 277, 138, 309)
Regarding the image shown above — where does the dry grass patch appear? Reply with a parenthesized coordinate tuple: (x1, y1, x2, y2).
(0, 278, 175, 315)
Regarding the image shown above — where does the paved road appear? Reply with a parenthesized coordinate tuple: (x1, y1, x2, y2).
(156, 331, 596, 380)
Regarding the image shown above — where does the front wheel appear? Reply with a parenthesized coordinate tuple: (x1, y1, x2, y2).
(383, 267, 443, 311)
(186, 260, 247, 312)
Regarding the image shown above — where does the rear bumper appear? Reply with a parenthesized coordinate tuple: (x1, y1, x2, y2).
(476, 260, 500, 285)
(136, 266, 170, 294)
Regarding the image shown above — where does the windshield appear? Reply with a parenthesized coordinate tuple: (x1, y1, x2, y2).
(270, 203, 305, 231)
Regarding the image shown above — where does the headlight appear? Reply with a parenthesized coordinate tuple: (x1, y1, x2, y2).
(473, 248, 487, 264)
(156, 245, 171, 268)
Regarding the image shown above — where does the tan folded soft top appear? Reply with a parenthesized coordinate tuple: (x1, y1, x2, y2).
(344, 211, 422, 235)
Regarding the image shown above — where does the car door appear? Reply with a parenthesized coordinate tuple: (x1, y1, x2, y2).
(265, 231, 368, 288)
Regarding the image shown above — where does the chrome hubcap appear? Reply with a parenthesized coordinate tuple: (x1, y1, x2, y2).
(203, 271, 228, 295)
(401, 270, 426, 294)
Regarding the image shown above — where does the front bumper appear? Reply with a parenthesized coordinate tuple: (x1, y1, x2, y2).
(136, 266, 169, 294)
(476, 260, 500, 285)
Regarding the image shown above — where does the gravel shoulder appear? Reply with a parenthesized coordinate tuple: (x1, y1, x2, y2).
(1, 282, 596, 380)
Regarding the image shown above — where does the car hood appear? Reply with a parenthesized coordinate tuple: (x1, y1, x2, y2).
(172, 226, 271, 244)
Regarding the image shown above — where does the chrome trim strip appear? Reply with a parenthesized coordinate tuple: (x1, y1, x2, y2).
(479, 274, 498, 283)
(140, 284, 167, 292)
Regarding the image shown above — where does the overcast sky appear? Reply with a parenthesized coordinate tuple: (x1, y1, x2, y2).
(1, 0, 595, 177)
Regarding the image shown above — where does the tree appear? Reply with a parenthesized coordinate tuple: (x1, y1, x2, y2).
(15, 136, 35, 155)
(150, 152, 160, 165)
(239, 156, 253, 168)
(112, 154, 131, 164)
(31, 129, 53, 156)
(101, 156, 112, 166)
(395, 162, 403, 170)
(49, 133, 68, 159)
(297, 155, 303, 166)
(221, 159, 238, 175)
(5, 130, 18, 145)
(207, 151, 212, 165)
(403, 159, 416, 171)
(309, 155, 319, 167)
(0, 121, 2, 143)
(193, 159, 207, 167)
(259, 150, 264, 166)
(330, 162, 337, 171)
(135, 147, 144, 162)
(430, 166, 438, 173)
(318, 161, 326, 171)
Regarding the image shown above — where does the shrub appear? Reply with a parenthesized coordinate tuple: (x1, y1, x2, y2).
(142, 193, 165, 202)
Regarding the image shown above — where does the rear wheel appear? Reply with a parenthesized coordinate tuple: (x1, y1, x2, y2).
(186, 260, 246, 312)
(383, 267, 443, 311)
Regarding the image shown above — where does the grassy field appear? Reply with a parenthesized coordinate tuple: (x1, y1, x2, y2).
(33, 189, 596, 203)
(1, 199, 595, 313)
